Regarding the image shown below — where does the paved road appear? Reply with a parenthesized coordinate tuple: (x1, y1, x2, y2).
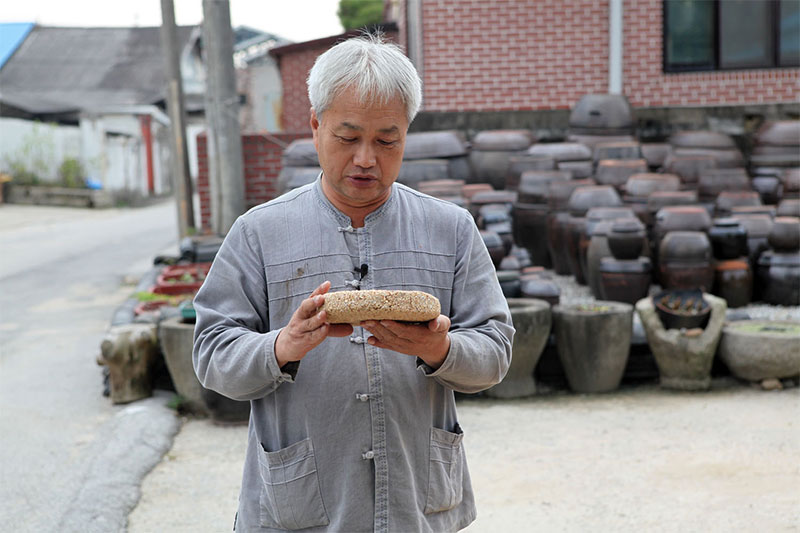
(0, 202, 182, 532)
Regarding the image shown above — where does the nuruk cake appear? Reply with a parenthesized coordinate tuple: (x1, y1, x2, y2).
(321, 290, 441, 324)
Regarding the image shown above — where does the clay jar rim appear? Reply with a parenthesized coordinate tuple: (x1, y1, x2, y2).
(552, 300, 633, 316)
(505, 297, 553, 313)
(722, 319, 800, 338)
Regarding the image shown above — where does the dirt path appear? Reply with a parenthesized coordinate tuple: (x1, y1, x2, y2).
(129, 381, 800, 532)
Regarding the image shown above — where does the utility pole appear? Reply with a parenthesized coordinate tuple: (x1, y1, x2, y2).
(202, 0, 244, 235)
(160, 0, 195, 238)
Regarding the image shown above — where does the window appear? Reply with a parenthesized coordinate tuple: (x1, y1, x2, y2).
(663, 0, 800, 72)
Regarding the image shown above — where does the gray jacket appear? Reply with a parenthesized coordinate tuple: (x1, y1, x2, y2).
(193, 178, 513, 532)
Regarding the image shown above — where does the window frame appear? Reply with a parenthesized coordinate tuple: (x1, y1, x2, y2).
(663, 0, 799, 73)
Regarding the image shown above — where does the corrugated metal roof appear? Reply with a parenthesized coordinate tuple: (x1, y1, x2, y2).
(0, 25, 197, 114)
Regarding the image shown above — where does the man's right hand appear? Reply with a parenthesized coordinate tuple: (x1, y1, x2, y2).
(274, 281, 353, 368)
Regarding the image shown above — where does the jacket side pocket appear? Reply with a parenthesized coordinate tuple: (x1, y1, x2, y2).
(257, 438, 330, 530)
(424, 424, 465, 514)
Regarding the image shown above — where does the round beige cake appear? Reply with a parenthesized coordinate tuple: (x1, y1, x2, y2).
(320, 290, 441, 324)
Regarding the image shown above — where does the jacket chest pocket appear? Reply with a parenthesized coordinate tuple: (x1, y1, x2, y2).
(258, 438, 330, 530)
(424, 425, 465, 514)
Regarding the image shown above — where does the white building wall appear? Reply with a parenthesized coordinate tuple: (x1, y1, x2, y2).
(0, 118, 82, 183)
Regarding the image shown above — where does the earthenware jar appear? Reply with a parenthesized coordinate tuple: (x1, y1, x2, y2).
(652, 205, 712, 272)
(461, 183, 493, 202)
(486, 221, 513, 256)
(468, 189, 517, 219)
(598, 256, 652, 305)
(698, 168, 751, 203)
(581, 207, 636, 290)
(546, 179, 595, 275)
(714, 190, 762, 218)
(480, 230, 505, 268)
(585, 220, 615, 299)
(512, 202, 551, 268)
(552, 301, 633, 393)
(712, 259, 752, 308)
(782, 168, 800, 199)
(733, 214, 774, 272)
(519, 274, 561, 306)
(646, 190, 699, 223)
(506, 155, 556, 190)
(517, 170, 571, 204)
(767, 216, 800, 251)
(751, 176, 783, 205)
(776, 199, 800, 217)
(496, 270, 522, 298)
(658, 231, 714, 291)
(595, 159, 648, 192)
(607, 218, 646, 260)
(708, 218, 748, 260)
(758, 251, 800, 305)
(623, 172, 681, 200)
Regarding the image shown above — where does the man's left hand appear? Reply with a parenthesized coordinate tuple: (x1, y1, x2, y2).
(361, 315, 451, 370)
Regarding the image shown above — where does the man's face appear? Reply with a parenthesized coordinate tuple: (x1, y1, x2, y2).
(311, 87, 408, 216)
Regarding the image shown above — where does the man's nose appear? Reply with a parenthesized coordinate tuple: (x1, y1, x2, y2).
(353, 141, 376, 168)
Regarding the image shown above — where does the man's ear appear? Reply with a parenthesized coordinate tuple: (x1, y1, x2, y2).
(310, 109, 320, 144)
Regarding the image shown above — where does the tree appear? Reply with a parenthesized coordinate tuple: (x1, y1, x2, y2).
(338, 0, 384, 31)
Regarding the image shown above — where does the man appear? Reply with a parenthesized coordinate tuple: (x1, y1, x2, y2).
(193, 34, 513, 532)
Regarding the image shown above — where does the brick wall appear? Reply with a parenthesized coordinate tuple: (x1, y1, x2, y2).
(623, 0, 800, 107)
(272, 26, 400, 134)
(419, 0, 609, 111)
(196, 132, 308, 231)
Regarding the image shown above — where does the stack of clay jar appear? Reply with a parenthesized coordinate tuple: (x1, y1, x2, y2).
(757, 216, 800, 306)
(511, 169, 571, 268)
(468, 130, 534, 190)
(277, 138, 321, 194)
(708, 217, 753, 307)
(398, 130, 471, 189)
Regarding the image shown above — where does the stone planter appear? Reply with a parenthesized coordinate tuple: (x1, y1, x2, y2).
(718, 320, 800, 381)
(485, 298, 552, 399)
(97, 324, 160, 404)
(635, 293, 727, 391)
(7, 184, 113, 208)
(159, 316, 250, 422)
(552, 301, 633, 393)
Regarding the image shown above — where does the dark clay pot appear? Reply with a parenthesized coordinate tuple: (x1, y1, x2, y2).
(782, 168, 800, 198)
(714, 191, 762, 218)
(552, 301, 633, 393)
(568, 94, 635, 134)
(547, 211, 574, 275)
(528, 142, 592, 163)
(652, 206, 712, 270)
(506, 155, 557, 190)
(776, 199, 800, 217)
(623, 172, 681, 199)
(517, 170, 571, 203)
(486, 221, 513, 256)
(585, 220, 615, 299)
(751, 176, 783, 205)
(469, 190, 517, 219)
(599, 257, 652, 305)
(658, 231, 714, 291)
(512, 203, 551, 268)
(567, 185, 623, 217)
(734, 214, 774, 271)
(595, 159, 648, 191)
(593, 141, 643, 163)
(478, 203, 512, 228)
(566, 216, 589, 284)
(520, 274, 561, 306)
(607, 218, 646, 260)
(713, 259, 753, 308)
(497, 270, 522, 298)
(768, 216, 800, 251)
(480, 230, 505, 268)
(647, 190, 699, 219)
(698, 168, 751, 202)
(652, 289, 711, 330)
(757, 251, 800, 305)
(663, 153, 716, 185)
(499, 254, 521, 272)
(708, 218, 748, 260)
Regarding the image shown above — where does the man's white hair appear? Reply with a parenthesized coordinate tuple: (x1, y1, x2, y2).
(307, 33, 422, 124)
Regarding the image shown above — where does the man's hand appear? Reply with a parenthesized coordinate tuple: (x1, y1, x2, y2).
(274, 281, 353, 368)
(361, 315, 451, 370)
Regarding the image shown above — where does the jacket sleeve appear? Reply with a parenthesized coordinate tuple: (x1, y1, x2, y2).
(192, 216, 296, 401)
(417, 209, 514, 393)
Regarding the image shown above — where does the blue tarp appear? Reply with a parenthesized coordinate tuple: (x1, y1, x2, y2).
(0, 22, 34, 71)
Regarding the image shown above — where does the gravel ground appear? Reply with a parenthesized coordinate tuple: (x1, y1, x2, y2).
(128, 381, 800, 532)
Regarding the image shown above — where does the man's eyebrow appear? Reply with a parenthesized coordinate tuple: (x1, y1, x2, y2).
(378, 125, 400, 135)
(336, 122, 362, 131)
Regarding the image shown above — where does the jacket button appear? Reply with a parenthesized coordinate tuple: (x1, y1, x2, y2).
(355, 393, 369, 402)
(361, 450, 375, 460)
